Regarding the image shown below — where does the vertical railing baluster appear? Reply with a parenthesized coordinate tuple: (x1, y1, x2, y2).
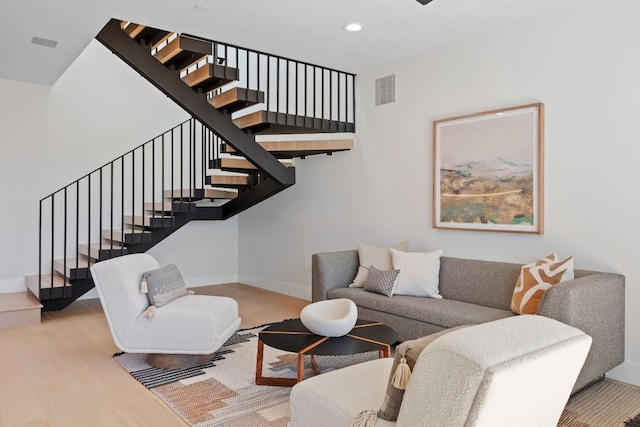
(75, 181, 79, 272)
(329, 71, 333, 122)
(295, 62, 298, 116)
(38, 200, 42, 292)
(246, 50, 250, 90)
(132, 150, 135, 237)
(322, 69, 325, 121)
(51, 194, 54, 292)
(171, 128, 175, 206)
(142, 144, 145, 229)
(352, 75, 356, 130)
(152, 138, 156, 221)
(304, 64, 307, 117)
(266, 56, 271, 113)
(337, 73, 341, 125)
(63, 187, 67, 286)
(99, 168, 103, 255)
(285, 59, 289, 116)
(121, 156, 124, 247)
(110, 162, 114, 251)
(87, 175, 91, 265)
(313, 67, 316, 120)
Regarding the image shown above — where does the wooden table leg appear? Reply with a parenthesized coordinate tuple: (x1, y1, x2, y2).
(297, 352, 305, 383)
(379, 345, 390, 358)
(310, 355, 320, 376)
(255, 338, 297, 387)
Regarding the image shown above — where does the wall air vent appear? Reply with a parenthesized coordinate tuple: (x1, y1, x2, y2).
(375, 74, 395, 106)
(30, 36, 59, 49)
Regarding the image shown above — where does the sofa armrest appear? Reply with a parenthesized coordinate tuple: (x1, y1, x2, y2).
(537, 272, 625, 390)
(311, 250, 359, 302)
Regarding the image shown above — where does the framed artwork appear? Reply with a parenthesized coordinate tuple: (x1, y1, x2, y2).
(433, 103, 544, 234)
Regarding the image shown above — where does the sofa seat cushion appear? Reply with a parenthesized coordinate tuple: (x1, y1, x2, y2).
(328, 288, 514, 329)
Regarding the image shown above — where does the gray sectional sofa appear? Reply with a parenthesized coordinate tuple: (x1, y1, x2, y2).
(312, 250, 625, 392)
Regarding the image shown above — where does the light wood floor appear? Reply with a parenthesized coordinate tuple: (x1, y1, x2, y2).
(0, 283, 309, 427)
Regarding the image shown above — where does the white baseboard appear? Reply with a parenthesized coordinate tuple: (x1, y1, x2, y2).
(0, 278, 26, 293)
(78, 274, 240, 301)
(238, 274, 311, 300)
(606, 360, 640, 387)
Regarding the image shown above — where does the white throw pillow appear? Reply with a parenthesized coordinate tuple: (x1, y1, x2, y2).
(391, 248, 444, 298)
(349, 241, 410, 288)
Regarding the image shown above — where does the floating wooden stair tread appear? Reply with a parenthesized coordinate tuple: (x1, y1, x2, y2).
(182, 64, 238, 93)
(102, 228, 152, 245)
(124, 215, 174, 228)
(215, 157, 292, 171)
(233, 111, 355, 135)
(122, 22, 172, 48)
(26, 274, 67, 290)
(203, 188, 238, 199)
(25, 274, 72, 301)
(0, 291, 42, 329)
(207, 174, 250, 187)
(153, 36, 211, 70)
(209, 87, 264, 113)
(78, 243, 127, 261)
(223, 139, 354, 158)
(145, 201, 173, 212)
(163, 188, 205, 200)
(53, 258, 93, 280)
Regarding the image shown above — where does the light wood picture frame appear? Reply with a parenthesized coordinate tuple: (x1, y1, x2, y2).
(433, 103, 544, 234)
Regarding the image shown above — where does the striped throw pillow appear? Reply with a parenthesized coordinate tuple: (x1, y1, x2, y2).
(511, 254, 574, 314)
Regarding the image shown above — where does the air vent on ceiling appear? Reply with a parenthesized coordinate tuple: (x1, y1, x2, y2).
(30, 36, 59, 49)
(375, 74, 395, 106)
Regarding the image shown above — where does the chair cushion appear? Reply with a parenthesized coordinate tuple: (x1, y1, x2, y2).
(129, 295, 239, 353)
(141, 264, 188, 307)
(289, 358, 397, 427)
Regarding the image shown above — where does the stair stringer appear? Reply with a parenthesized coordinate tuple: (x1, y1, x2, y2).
(95, 19, 295, 198)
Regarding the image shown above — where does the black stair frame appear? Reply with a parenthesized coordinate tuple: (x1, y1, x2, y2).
(96, 19, 294, 189)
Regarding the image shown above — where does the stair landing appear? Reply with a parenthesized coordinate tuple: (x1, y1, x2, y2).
(0, 291, 42, 329)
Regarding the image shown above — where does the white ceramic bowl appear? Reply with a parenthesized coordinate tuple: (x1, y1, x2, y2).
(300, 299, 358, 337)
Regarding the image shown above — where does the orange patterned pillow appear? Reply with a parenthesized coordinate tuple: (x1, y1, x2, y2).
(510, 254, 574, 314)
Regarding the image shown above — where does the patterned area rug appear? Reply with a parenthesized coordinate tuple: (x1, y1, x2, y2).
(114, 326, 640, 427)
(114, 326, 379, 426)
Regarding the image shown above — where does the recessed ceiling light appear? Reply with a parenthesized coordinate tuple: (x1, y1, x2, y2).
(345, 23, 363, 32)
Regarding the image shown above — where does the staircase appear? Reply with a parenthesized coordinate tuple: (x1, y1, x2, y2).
(26, 19, 356, 312)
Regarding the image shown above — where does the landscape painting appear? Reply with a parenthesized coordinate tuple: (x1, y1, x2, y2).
(433, 103, 544, 234)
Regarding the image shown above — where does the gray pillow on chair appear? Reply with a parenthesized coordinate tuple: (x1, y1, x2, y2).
(140, 264, 189, 315)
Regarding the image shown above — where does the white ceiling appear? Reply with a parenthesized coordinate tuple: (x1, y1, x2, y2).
(0, 0, 584, 86)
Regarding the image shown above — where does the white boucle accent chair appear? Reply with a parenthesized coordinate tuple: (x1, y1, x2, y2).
(90, 253, 241, 368)
(289, 315, 591, 427)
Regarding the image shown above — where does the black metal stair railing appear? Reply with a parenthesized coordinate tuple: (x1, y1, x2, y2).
(37, 118, 219, 300)
(180, 33, 356, 132)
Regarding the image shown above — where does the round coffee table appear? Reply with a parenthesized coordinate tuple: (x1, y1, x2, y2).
(255, 318, 398, 387)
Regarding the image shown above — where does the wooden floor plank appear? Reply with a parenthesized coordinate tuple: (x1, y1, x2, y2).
(0, 283, 308, 426)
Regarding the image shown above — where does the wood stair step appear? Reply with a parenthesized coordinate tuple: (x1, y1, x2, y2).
(206, 174, 250, 188)
(203, 188, 238, 199)
(232, 111, 355, 135)
(122, 22, 171, 48)
(0, 291, 42, 329)
(212, 157, 292, 172)
(78, 243, 127, 261)
(102, 228, 152, 245)
(181, 63, 238, 93)
(124, 215, 174, 228)
(222, 138, 354, 159)
(163, 188, 205, 201)
(53, 258, 93, 281)
(25, 274, 72, 301)
(153, 35, 212, 70)
(209, 87, 264, 113)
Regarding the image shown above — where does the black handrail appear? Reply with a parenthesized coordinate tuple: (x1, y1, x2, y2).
(37, 118, 218, 295)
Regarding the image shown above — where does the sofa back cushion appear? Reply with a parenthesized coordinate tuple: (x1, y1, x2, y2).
(439, 257, 522, 310)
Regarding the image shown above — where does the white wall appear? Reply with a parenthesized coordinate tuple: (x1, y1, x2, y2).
(238, 0, 640, 384)
(0, 39, 239, 293)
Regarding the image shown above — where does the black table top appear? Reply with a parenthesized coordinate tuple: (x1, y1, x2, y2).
(258, 318, 399, 356)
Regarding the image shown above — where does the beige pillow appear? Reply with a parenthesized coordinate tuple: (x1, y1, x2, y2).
(391, 249, 443, 298)
(349, 241, 410, 288)
(378, 326, 469, 421)
(510, 254, 574, 315)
